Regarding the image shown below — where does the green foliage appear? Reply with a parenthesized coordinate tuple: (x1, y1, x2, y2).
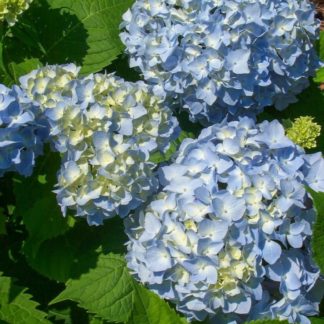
(311, 318, 324, 324)
(51, 254, 134, 322)
(51, 253, 186, 324)
(0, 273, 50, 323)
(258, 82, 324, 153)
(308, 188, 324, 274)
(13, 151, 75, 259)
(314, 68, 324, 84)
(0, 0, 134, 85)
(314, 31, 324, 83)
(0, 208, 6, 235)
(128, 284, 187, 324)
(319, 31, 324, 61)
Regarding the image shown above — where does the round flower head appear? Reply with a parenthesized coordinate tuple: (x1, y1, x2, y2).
(0, 84, 45, 177)
(19, 64, 179, 225)
(125, 117, 324, 323)
(120, 0, 321, 124)
(0, 0, 33, 26)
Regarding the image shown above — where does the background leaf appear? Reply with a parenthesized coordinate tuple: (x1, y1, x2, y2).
(13, 150, 74, 259)
(0, 273, 50, 323)
(258, 82, 324, 153)
(308, 189, 324, 274)
(1, 0, 134, 85)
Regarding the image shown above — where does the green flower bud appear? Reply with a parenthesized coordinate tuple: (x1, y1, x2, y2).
(286, 116, 321, 149)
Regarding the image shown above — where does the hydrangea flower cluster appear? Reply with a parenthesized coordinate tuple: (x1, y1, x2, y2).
(125, 118, 324, 323)
(0, 84, 45, 177)
(19, 64, 179, 225)
(120, 0, 321, 124)
(286, 116, 321, 149)
(0, 0, 33, 26)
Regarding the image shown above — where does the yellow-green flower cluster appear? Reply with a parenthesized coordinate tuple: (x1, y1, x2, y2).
(0, 0, 33, 26)
(286, 116, 321, 149)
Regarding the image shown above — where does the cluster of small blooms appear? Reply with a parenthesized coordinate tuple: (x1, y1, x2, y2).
(286, 116, 321, 149)
(0, 84, 45, 177)
(125, 117, 324, 323)
(0, 0, 33, 26)
(120, 0, 321, 124)
(19, 64, 179, 225)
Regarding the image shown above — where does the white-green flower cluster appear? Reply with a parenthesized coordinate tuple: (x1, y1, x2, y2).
(125, 118, 324, 323)
(19, 64, 179, 225)
(0, 0, 33, 26)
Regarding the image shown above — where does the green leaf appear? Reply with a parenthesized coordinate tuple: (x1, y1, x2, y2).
(51, 253, 186, 323)
(310, 318, 324, 324)
(307, 188, 324, 274)
(21, 215, 127, 282)
(0, 208, 6, 235)
(4, 58, 41, 85)
(314, 67, 324, 84)
(127, 283, 187, 324)
(0, 274, 50, 323)
(46, 0, 134, 74)
(13, 151, 74, 259)
(51, 254, 134, 323)
(3, 0, 134, 80)
(319, 31, 324, 61)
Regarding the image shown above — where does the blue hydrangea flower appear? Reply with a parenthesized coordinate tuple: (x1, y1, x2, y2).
(0, 84, 45, 177)
(19, 64, 179, 225)
(125, 118, 324, 323)
(120, 0, 321, 125)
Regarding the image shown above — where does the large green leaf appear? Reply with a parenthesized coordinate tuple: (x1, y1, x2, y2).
(24, 216, 127, 282)
(319, 31, 324, 61)
(311, 318, 324, 324)
(2, 0, 134, 83)
(0, 274, 50, 324)
(51, 253, 186, 323)
(51, 254, 134, 323)
(308, 189, 324, 274)
(127, 283, 187, 324)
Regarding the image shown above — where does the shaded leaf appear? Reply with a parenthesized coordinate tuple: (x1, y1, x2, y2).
(13, 151, 74, 259)
(22, 217, 127, 282)
(0, 273, 50, 323)
(308, 188, 324, 274)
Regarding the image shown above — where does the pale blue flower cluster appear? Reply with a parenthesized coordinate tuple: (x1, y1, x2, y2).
(125, 118, 324, 323)
(120, 0, 321, 124)
(19, 64, 179, 225)
(0, 84, 45, 176)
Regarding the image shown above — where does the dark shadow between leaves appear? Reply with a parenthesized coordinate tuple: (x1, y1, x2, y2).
(4, 0, 88, 70)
